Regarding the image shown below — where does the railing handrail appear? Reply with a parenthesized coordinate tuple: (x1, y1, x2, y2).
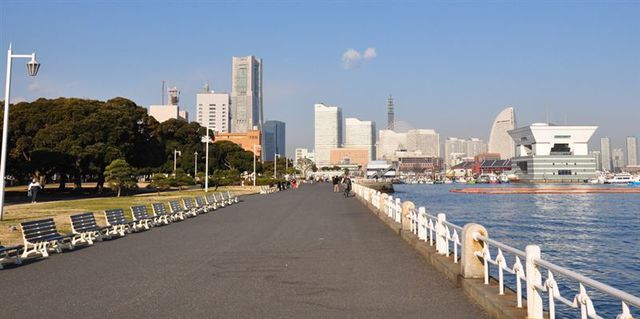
(534, 258, 640, 308)
(475, 234, 526, 258)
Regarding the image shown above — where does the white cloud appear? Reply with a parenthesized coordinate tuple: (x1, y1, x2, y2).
(341, 47, 376, 69)
(363, 47, 377, 60)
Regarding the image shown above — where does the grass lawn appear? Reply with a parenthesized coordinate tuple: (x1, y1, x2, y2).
(0, 186, 260, 246)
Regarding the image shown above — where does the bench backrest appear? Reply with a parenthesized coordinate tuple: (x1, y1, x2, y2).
(215, 193, 224, 201)
(195, 196, 205, 208)
(169, 200, 183, 213)
(70, 212, 99, 233)
(152, 203, 168, 216)
(105, 209, 127, 226)
(20, 218, 60, 243)
(183, 198, 195, 210)
(130, 205, 151, 221)
(205, 193, 215, 204)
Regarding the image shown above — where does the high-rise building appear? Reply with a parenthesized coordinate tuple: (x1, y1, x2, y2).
(295, 148, 315, 165)
(377, 130, 407, 161)
(196, 83, 230, 133)
(230, 56, 262, 133)
(466, 138, 487, 158)
(407, 129, 440, 157)
(444, 137, 466, 166)
(387, 95, 394, 130)
(600, 137, 612, 172)
(590, 151, 602, 171)
(149, 86, 189, 123)
(263, 120, 286, 161)
(344, 118, 376, 160)
(314, 103, 343, 167)
(612, 148, 625, 171)
(627, 136, 638, 166)
(488, 107, 516, 159)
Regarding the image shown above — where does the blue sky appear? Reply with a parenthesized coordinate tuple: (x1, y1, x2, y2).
(2, 0, 639, 157)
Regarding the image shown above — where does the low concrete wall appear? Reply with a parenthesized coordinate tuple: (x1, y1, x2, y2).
(355, 194, 528, 319)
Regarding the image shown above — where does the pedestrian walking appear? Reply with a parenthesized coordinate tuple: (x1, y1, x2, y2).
(27, 178, 42, 203)
(332, 176, 340, 192)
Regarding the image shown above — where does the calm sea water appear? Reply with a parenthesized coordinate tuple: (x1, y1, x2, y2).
(394, 184, 640, 318)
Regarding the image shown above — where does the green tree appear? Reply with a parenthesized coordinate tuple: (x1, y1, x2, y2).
(149, 173, 171, 194)
(104, 159, 137, 197)
(169, 169, 193, 190)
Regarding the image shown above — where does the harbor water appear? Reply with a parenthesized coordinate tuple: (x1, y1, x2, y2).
(394, 183, 640, 318)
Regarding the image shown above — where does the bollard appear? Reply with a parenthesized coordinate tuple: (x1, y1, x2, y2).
(436, 213, 448, 255)
(460, 223, 488, 279)
(379, 193, 388, 215)
(525, 245, 543, 319)
(418, 207, 427, 240)
(401, 201, 415, 231)
(394, 198, 402, 223)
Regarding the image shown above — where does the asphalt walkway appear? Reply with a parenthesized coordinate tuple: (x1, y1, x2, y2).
(0, 183, 487, 318)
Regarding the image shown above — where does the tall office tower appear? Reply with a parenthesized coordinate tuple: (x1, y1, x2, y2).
(377, 130, 407, 161)
(590, 151, 602, 171)
(612, 148, 625, 171)
(627, 136, 638, 166)
(314, 103, 343, 167)
(196, 83, 230, 133)
(488, 107, 516, 159)
(345, 118, 376, 160)
(407, 129, 440, 157)
(387, 95, 394, 130)
(444, 137, 467, 166)
(263, 120, 286, 161)
(466, 138, 487, 157)
(600, 137, 612, 171)
(230, 56, 263, 133)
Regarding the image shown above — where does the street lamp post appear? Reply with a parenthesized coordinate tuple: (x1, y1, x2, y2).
(0, 44, 40, 221)
(253, 144, 259, 187)
(173, 150, 181, 174)
(274, 153, 280, 179)
(204, 124, 210, 192)
(194, 151, 198, 183)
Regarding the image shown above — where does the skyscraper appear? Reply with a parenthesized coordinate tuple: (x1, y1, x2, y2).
(600, 137, 612, 171)
(230, 56, 262, 133)
(196, 83, 230, 133)
(314, 103, 342, 167)
(376, 130, 407, 161)
(444, 137, 467, 166)
(612, 148, 625, 171)
(488, 107, 516, 159)
(627, 136, 638, 166)
(344, 118, 376, 160)
(387, 95, 394, 130)
(406, 129, 440, 157)
(263, 120, 286, 161)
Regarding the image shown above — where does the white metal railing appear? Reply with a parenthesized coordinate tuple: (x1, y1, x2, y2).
(352, 182, 640, 319)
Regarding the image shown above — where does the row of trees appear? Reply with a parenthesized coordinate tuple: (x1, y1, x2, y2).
(2, 97, 262, 190)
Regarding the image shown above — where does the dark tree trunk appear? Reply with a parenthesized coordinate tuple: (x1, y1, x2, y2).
(58, 174, 67, 191)
(96, 173, 104, 194)
(74, 174, 82, 190)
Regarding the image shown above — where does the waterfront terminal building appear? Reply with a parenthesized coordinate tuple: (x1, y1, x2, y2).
(508, 123, 598, 182)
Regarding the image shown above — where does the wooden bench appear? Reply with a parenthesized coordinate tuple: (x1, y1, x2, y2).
(194, 196, 210, 213)
(104, 209, 129, 237)
(182, 198, 202, 216)
(130, 205, 154, 231)
(69, 212, 108, 246)
(0, 244, 23, 269)
(20, 218, 71, 258)
(151, 203, 172, 225)
(168, 200, 188, 221)
(205, 193, 219, 210)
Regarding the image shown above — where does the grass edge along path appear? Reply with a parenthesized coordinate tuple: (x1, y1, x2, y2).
(0, 186, 260, 246)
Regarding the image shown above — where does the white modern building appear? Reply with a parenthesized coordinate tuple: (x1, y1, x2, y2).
(231, 56, 263, 133)
(263, 120, 286, 161)
(149, 86, 188, 123)
(627, 136, 638, 166)
(590, 150, 602, 171)
(344, 118, 376, 160)
(377, 129, 407, 161)
(314, 103, 343, 167)
(488, 107, 516, 159)
(295, 148, 315, 165)
(406, 129, 440, 158)
(196, 83, 229, 133)
(600, 137, 612, 172)
(444, 137, 487, 167)
(509, 123, 598, 182)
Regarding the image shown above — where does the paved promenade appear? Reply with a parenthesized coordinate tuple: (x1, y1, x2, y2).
(0, 183, 487, 318)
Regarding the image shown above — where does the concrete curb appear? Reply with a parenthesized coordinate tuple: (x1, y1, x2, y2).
(356, 196, 529, 319)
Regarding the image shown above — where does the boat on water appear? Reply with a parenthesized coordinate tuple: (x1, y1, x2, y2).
(605, 173, 636, 184)
(477, 173, 498, 184)
(629, 181, 640, 186)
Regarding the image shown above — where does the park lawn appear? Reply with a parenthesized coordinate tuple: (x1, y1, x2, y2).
(0, 186, 260, 246)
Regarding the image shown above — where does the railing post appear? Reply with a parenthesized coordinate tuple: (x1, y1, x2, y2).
(401, 201, 415, 231)
(436, 213, 448, 255)
(379, 193, 388, 215)
(526, 245, 544, 319)
(460, 223, 488, 278)
(395, 198, 402, 223)
(418, 207, 426, 240)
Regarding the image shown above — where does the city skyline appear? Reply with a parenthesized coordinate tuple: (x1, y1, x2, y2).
(2, 1, 638, 157)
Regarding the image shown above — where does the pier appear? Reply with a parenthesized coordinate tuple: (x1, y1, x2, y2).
(0, 184, 487, 318)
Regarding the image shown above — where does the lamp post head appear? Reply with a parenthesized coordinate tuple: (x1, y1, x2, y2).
(27, 55, 40, 76)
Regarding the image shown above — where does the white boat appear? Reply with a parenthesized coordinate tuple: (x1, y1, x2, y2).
(605, 173, 635, 184)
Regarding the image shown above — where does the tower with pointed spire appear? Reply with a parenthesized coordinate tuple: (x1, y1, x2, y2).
(387, 95, 395, 131)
